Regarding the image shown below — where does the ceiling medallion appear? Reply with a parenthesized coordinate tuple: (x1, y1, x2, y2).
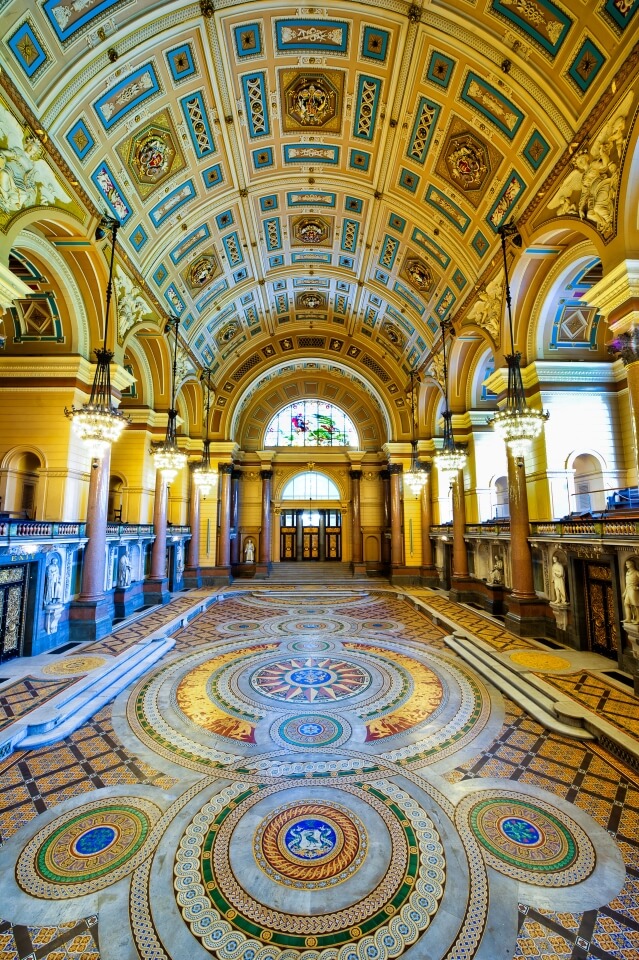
(446, 134, 489, 191)
(133, 132, 172, 180)
(292, 215, 331, 246)
(297, 291, 326, 310)
(402, 255, 434, 292)
(381, 320, 406, 348)
(185, 252, 219, 290)
(118, 112, 185, 200)
(282, 70, 343, 133)
(215, 319, 241, 348)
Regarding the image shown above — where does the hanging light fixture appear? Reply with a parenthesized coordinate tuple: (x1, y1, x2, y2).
(434, 319, 467, 482)
(152, 316, 188, 483)
(489, 222, 548, 462)
(65, 217, 130, 457)
(404, 370, 427, 496)
(192, 367, 217, 497)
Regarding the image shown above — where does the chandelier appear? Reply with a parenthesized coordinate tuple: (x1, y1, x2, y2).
(434, 319, 467, 482)
(152, 316, 188, 483)
(65, 217, 130, 457)
(489, 222, 548, 462)
(404, 370, 428, 496)
(192, 367, 217, 496)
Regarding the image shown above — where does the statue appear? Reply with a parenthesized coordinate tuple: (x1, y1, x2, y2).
(117, 549, 131, 589)
(114, 265, 151, 339)
(175, 543, 185, 582)
(466, 271, 503, 341)
(489, 555, 503, 585)
(44, 555, 61, 604)
(244, 538, 255, 563)
(0, 103, 71, 215)
(551, 555, 567, 604)
(623, 558, 639, 623)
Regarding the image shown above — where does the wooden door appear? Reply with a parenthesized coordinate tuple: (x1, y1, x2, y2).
(325, 527, 341, 561)
(302, 527, 319, 560)
(583, 561, 618, 658)
(280, 526, 296, 560)
(0, 564, 28, 662)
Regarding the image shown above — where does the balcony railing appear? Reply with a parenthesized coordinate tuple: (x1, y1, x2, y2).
(0, 520, 86, 539)
(430, 518, 639, 541)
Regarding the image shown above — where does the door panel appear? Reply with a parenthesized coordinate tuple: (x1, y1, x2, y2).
(302, 527, 319, 560)
(0, 564, 28, 662)
(280, 527, 296, 560)
(325, 527, 341, 561)
(583, 562, 618, 658)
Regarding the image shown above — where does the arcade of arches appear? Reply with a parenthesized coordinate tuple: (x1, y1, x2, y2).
(1, 2, 639, 960)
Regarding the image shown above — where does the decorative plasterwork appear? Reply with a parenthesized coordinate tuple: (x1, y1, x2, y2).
(0, 260, 31, 307)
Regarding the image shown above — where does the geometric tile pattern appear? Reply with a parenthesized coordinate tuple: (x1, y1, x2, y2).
(0, 677, 79, 732)
(537, 672, 639, 740)
(82, 595, 204, 656)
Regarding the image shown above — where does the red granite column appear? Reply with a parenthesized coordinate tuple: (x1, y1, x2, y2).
(185, 468, 201, 586)
(625, 359, 639, 470)
(389, 464, 403, 569)
(420, 470, 437, 585)
(351, 470, 365, 575)
(217, 464, 232, 569)
(504, 449, 545, 634)
(144, 469, 171, 604)
(381, 469, 391, 567)
(257, 470, 272, 575)
(230, 469, 241, 566)
(452, 471, 469, 578)
(70, 448, 114, 640)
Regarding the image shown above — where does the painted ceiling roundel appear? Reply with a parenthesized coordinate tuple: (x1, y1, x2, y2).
(0, 0, 637, 403)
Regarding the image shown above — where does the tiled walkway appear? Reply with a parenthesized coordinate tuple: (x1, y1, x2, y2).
(0, 587, 636, 960)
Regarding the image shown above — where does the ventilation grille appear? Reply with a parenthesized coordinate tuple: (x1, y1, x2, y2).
(232, 353, 261, 381)
(297, 336, 326, 349)
(362, 355, 391, 382)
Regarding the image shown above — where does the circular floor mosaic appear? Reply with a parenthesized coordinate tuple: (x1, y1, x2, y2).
(16, 797, 162, 899)
(457, 790, 596, 886)
(250, 656, 372, 703)
(508, 651, 572, 671)
(42, 656, 107, 676)
(290, 639, 331, 652)
(275, 713, 350, 748)
(255, 800, 366, 887)
(175, 780, 445, 957)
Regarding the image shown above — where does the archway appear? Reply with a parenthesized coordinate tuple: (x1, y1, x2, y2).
(279, 470, 342, 561)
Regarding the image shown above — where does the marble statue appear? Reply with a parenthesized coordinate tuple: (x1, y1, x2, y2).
(176, 543, 185, 582)
(117, 549, 131, 589)
(489, 555, 503, 585)
(551, 555, 567, 604)
(244, 539, 255, 563)
(0, 102, 71, 215)
(44, 555, 61, 604)
(623, 558, 639, 623)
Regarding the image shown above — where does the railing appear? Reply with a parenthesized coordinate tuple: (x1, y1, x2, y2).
(0, 520, 86, 539)
(106, 523, 155, 536)
(429, 519, 639, 541)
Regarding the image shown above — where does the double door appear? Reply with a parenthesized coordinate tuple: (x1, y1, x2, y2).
(279, 511, 341, 561)
(0, 564, 29, 662)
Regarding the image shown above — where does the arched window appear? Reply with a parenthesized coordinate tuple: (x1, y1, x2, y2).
(282, 472, 340, 500)
(264, 401, 358, 447)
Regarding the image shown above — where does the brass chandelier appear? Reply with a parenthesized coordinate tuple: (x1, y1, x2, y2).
(152, 315, 187, 483)
(489, 222, 548, 461)
(192, 367, 217, 496)
(65, 217, 130, 457)
(433, 319, 467, 481)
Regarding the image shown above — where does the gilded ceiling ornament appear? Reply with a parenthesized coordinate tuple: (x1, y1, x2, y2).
(381, 320, 406, 349)
(292, 216, 331, 246)
(215, 319, 241, 348)
(118, 112, 185, 200)
(446, 135, 489, 190)
(465, 271, 503, 342)
(188, 254, 218, 289)
(402, 256, 434, 292)
(281, 70, 343, 133)
(298, 291, 326, 309)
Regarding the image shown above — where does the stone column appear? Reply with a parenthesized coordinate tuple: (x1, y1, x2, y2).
(450, 469, 472, 600)
(351, 470, 365, 575)
(217, 464, 233, 570)
(505, 450, 545, 634)
(184, 468, 201, 587)
(70, 448, 113, 640)
(624, 353, 639, 471)
(257, 470, 272, 576)
(420, 471, 438, 585)
(381, 469, 391, 567)
(389, 464, 403, 569)
(230, 469, 241, 566)
(144, 469, 171, 605)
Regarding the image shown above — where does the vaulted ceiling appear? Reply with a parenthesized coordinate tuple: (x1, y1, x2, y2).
(1, 0, 637, 436)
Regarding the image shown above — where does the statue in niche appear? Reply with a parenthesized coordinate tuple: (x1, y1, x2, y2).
(117, 549, 132, 589)
(44, 555, 61, 605)
(175, 543, 185, 582)
(623, 558, 639, 623)
(489, 554, 503, 585)
(551, 555, 567, 604)
(244, 538, 255, 563)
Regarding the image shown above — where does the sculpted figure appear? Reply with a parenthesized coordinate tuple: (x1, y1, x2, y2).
(490, 555, 503, 585)
(117, 549, 131, 589)
(551, 555, 567, 604)
(44, 556, 61, 604)
(244, 539, 255, 563)
(623, 558, 639, 623)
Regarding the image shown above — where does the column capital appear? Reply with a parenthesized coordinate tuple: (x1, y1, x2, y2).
(587, 259, 639, 330)
(350, 469, 362, 481)
(388, 463, 403, 475)
(219, 463, 234, 476)
(261, 469, 273, 481)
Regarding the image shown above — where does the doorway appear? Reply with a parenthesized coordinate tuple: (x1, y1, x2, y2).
(279, 510, 341, 561)
(582, 560, 618, 659)
(0, 564, 29, 661)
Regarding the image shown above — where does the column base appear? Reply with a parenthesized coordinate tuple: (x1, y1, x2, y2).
(351, 561, 367, 577)
(449, 575, 476, 603)
(143, 577, 171, 606)
(504, 594, 548, 637)
(68, 596, 114, 642)
(390, 566, 421, 586)
(199, 565, 232, 586)
(113, 582, 145, 619)
(183, 566, 203, 588)
(419, 565, 439, 588)
(254, 561, 271, 579)
(232, 562, 256, 579)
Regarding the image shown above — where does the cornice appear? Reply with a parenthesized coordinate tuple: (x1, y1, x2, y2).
(0, 261, 31, 306)
(588, 261, 639, 323)
(0, 355, 134, 389)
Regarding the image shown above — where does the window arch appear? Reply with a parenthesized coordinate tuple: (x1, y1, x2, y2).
(264, 400, 358, 447)
(282, 472, 340, 500)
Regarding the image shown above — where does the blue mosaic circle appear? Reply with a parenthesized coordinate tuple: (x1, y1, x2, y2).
(298, 722, 323, 736)
(73, 826, 117, 857)
(501, 817, 542, 846)
(283, 819, 338, 861)
(290, 639, 330, 651)
(289, 667, 332, 686)
(276, 713, 349, 748)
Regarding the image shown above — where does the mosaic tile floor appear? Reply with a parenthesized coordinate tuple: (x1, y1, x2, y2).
(0, 589, 637, 960)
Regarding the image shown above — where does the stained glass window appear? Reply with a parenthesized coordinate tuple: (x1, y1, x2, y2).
(264, 400, 358, 447)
